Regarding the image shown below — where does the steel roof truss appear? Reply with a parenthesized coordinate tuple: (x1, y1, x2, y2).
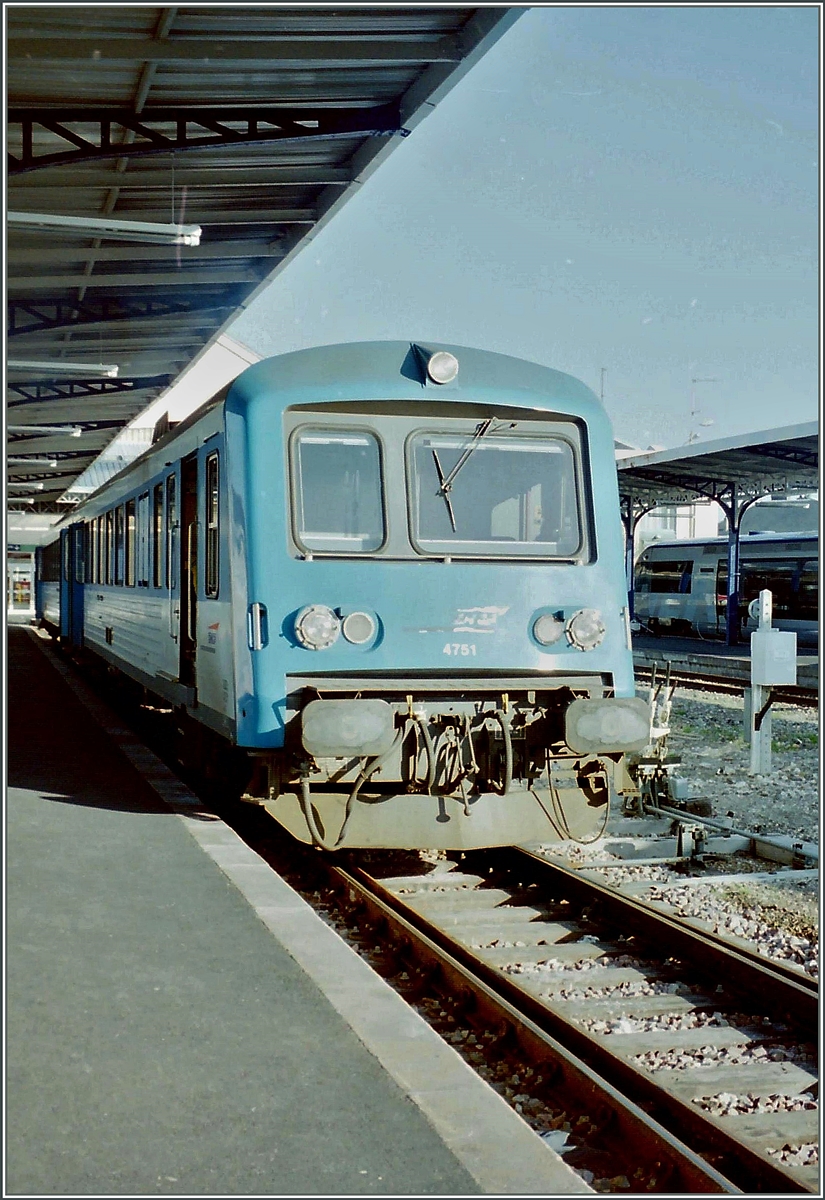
(620, 467, 736, 504)
(6, 36, 461, 66)
(738, 443, 818, 470)
(8, 447, 97, 468)
(8, 375, 173, 405)
(8, 419, 128, 436)
(9, 105, 406, 175)
(9, 294, 235, 336)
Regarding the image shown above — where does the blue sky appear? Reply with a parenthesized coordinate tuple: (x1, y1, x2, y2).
(231, 5, 819, 450)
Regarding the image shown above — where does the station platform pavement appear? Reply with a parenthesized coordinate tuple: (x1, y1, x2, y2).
(6, 626, 587, 1198)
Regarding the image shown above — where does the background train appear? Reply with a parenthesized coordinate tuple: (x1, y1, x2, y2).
(634, 533, 818, 645)
(35, 341, 650, 850)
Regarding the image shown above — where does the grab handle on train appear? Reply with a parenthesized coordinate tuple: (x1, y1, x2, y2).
(248, 602, 268, 650)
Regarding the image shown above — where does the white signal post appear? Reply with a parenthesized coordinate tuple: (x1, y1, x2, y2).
(745, 589, 797, 775)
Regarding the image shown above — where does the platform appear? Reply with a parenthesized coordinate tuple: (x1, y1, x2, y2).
(6, 626, 588, 1197)
(632, 633, 818, 693)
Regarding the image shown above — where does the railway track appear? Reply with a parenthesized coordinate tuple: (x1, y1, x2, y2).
(633, 665, 816, 708)
(310, 844, 818, 1194)
(56, 642, 819, 1192)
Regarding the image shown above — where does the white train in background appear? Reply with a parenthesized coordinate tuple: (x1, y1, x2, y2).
(634, 533, 818, 645)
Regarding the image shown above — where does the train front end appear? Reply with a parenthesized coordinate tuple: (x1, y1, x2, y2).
(228, 342, 648, 849)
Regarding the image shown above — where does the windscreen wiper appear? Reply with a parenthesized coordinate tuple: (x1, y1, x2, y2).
(439, 416, 517, 492)
(431, 448, 457, 531)
(432, 417, 516, 532)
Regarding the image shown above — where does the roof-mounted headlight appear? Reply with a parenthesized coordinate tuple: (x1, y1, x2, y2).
(565, 608, 606, 651)
(426, 351, 459, 384)
(294, 604, 340, 650)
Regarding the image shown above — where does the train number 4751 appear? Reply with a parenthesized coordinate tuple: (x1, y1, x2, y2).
(443, 642, 477, 656)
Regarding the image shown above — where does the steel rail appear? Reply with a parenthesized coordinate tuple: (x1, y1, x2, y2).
(507, 849, 818, 1022)
(633, 665, 816, 708)
(340, 858, 815, 1194)
(569, 865, 817, 991)
(325, 860, 739, 1194)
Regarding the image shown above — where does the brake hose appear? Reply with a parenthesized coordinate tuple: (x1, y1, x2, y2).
(412, 711, 436, 793)
(493, 710, 513, 796)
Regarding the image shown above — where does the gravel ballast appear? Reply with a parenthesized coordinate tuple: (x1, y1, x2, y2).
(666, 689, 818, 844)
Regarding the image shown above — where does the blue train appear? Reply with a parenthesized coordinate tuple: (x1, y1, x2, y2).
(36, 342, 649, 850)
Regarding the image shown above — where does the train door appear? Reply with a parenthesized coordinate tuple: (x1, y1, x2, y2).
(179, 453, 199, 689)
(59, 524, 85, 648)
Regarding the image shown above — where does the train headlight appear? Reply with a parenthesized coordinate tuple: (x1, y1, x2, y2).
(426, 351, 459, 384)
(302, 699, 396, 758)
(532, 612, 565, 646)
(565, 608, 605, 651)
(341, 611, 376, 645)
(565, 697, 650, 754)
(294, 604, 340, 650)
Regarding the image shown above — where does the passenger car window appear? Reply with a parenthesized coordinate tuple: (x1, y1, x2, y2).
(104, 510, 114, 585)
(125, 499, 136, 587)
(115, 506, 125, 585)
(410, 430, 581, 557)
(292, 429, 384, 553)
(205, 452, 219, 597)
(739, 559, 799, 619)
(166, 474, 177, 589)
(637, 559, 692, 594)
(137, 492, 150, 586)
(153, 484, 163, 588)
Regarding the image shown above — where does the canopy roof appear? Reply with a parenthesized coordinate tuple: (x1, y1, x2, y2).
(7, 5, 520, 511)
(617, 422, 819, 514)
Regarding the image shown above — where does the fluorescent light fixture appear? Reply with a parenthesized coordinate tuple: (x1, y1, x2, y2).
(8, 457, 60, 467)
(8, 210, 202, 246)
(7, 498, 36, 505)
(8, 359, 119, 377)
(8, 481, 45, 491)
(7, 425, 84, 437)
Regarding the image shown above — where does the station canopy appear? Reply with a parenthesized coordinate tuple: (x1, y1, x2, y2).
(7, 5, 519, 512)
(617, 422, 819, 518)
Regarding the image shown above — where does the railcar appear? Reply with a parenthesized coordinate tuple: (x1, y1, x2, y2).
(634, 534, 818, 645)
(36, 341, 649, 850)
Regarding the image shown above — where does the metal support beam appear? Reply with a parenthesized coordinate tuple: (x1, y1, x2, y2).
(7, 36, 460, 66)
(7, 375, 173, 405)
(723, 492, 741, 648)
(8, 104, 407, 175)
(619, 496, 656, 620)
(741, 443, 818, 470)
(8, 450, 97, 474)
(6, 472, 87, 489)
(7, 242, 283, 264)
(715, 491, 761, 647)
(619, 467, 737, 504)
(9, 421, 124, 437)
(9, 295, 234, 337)
(8, 164, 353, 190)
(9, 268, 262, 291)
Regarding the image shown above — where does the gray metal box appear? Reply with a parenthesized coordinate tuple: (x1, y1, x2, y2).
(750, 628, 797, 686)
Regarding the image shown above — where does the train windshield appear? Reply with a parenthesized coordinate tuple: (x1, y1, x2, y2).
(293, 428, 384, 552)
(410, 429, 582, 556)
